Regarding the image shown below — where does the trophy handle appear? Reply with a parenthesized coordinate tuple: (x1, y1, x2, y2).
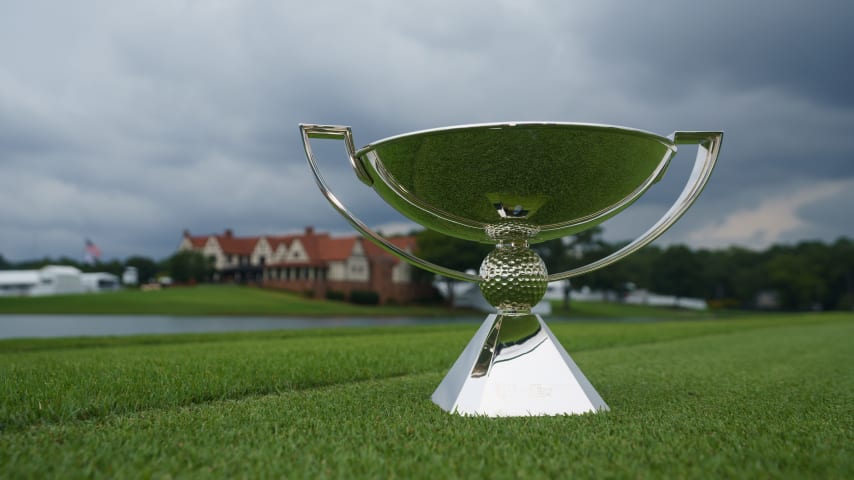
(547, 131, 723, 282)
(300, 124, 481, 283)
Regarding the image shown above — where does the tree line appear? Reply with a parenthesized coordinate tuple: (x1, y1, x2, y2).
(563, 237, 854, 311)
(416, 229, 854, 311)
(4, 234, 853, 311)
(0, 250, 213, 286)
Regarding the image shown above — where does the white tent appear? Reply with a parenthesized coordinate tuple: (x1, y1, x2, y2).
(0, 266, 85, 297)
(81, 272, 120, 292)
(0, 270, 42, 297)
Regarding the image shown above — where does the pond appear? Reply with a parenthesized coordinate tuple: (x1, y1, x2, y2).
(0, 314, 483, 340)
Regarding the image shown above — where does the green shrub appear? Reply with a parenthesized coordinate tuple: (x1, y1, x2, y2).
(325, 290, 346, 302)
(349, 290, 380, 305)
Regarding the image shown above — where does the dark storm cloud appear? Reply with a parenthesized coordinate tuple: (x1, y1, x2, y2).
(570, 0, 854, 107)
(1, 0, 853, 260)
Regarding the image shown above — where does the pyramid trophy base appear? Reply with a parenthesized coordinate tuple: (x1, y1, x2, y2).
(431, 313, 608, 416)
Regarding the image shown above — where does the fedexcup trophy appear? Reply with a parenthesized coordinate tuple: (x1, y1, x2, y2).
(300, 122, 722, 417)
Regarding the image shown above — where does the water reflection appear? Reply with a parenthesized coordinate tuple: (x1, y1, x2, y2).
(0, 314, 482, 340)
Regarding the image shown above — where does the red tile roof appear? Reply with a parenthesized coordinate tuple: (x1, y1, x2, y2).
(316, 236, 358, 262)
(363, 236, 417, 263)
(183, 228, 417, 265)
(266, 235, 296, 251)
(215, 235, 258, 255)
(183, 230, 258, 255)
(186, 236, 208, 249)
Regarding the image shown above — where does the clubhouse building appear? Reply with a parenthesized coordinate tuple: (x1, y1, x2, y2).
(178, 227, 433, 304)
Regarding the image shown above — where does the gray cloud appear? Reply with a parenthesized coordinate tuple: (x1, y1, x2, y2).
(569, 0, 854, 106)
(1, 0, 852, 261)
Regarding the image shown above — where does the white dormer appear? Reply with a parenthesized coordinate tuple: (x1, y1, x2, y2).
(345, 239, 369, 281)
(287, 239, 308, 262)
(272, 242, 289, 263)
(178, 237, 194, 251)
(252, 237, 272, 266)
(203, 237, 225, 269)
(392, 261, 411, 284)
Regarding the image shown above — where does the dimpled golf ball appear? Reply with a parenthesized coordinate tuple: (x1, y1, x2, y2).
(479, 243, 548, 312)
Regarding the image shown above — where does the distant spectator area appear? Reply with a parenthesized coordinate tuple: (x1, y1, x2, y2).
(0, 266, 119, 297)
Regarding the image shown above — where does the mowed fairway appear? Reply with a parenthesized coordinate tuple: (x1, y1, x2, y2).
(1, 313, 852, 478)
(0, 285, 453, 316)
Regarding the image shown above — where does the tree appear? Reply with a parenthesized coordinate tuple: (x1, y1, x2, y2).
(714, 246, 765, 308)
(651, 245, 705, 299)
(828, 238, 854, 310)
(415, 230, 491, 306)
(166, 250, 213, 284)
(571, 240, 633, 298)
(533, 226, 606, 310)
(125, 256, 159, 284)
(82, 259, 124, 277)
(766, 252, 824, 310)
(533, 238, 573, 310)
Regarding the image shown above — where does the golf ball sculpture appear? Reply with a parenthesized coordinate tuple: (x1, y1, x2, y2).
(479, 241, 547, 312)
(301, 122, 722, 416)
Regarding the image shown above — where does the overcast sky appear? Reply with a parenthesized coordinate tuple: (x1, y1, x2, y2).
(1, 0, 853, 262)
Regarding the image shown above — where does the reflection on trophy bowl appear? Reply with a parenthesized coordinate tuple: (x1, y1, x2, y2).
(301, 121, 722, 416)
(355, 123, 677, 244)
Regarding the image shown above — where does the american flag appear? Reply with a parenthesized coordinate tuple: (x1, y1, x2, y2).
(84, 238, 102, 264)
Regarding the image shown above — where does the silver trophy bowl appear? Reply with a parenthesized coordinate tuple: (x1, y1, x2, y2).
(301, 122, 722, 416)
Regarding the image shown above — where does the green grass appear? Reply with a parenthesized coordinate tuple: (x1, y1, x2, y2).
(1, 312, 852, 478)
(0, 284, 458, 316)
(0, 283, 719, 320)
(548, 299, 718, 320)
(0, 285, 721, 320)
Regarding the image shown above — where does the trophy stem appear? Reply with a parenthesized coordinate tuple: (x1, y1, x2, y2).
(431, 240, 608, 416)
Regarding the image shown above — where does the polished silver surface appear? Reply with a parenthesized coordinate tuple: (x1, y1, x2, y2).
(431, 313, 608, 416)
(300, 121, 722, 416)
(479, 240, 548, 313)
(356, 122, 675, 244)
(549, 131, 721, 280)
(301, 125, 479, 282)
(301, 123, 721, 282)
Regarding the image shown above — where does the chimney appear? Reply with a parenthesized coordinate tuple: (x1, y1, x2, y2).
(182, 229, 190, 238)
(224, 228, 233, 238)
(305, 226, 314, 236)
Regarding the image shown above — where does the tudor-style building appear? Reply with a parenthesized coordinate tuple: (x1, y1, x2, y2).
(178, 227, 432, 304)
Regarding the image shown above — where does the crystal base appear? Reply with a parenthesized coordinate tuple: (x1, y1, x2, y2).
(431, 313, 609, 416)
